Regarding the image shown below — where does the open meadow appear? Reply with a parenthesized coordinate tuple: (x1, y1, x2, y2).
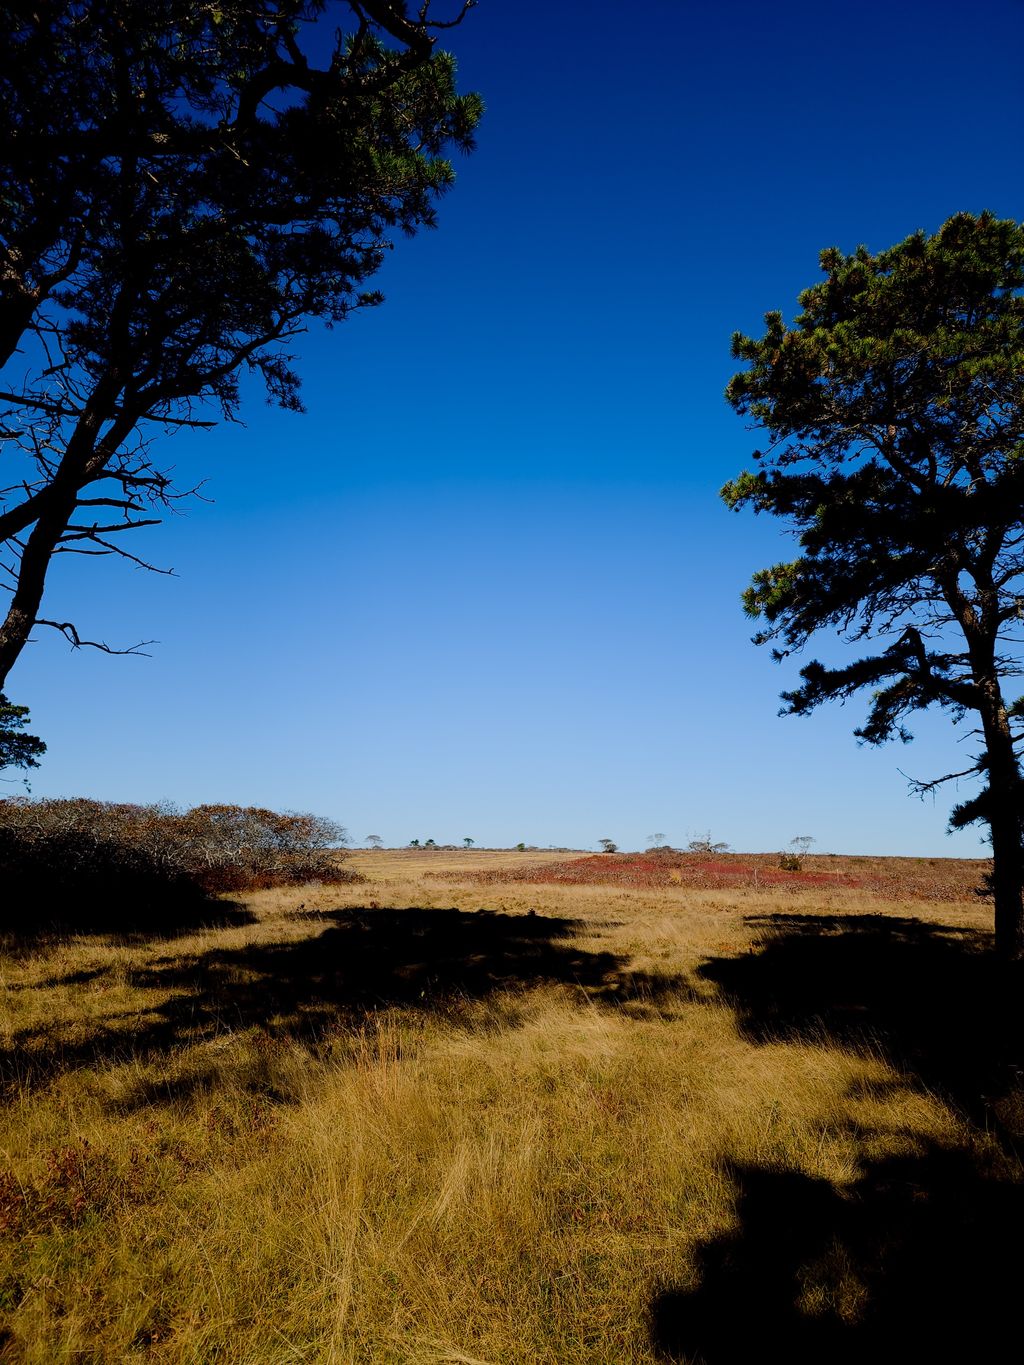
(1, 846, 1022, 1363)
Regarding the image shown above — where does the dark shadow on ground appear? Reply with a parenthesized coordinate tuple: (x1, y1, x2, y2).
(650, 911, 1024, 1360)
(136, 905, 631, 1024)
(650, 1143, 1024, 1363)
(3, 907, 685, 1099)
(695, 913, 1024, 1137)
(1, 873, 254, 947)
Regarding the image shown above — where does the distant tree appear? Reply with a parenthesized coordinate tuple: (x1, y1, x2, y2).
(647, 832, 666, 847)
(463, 836, 474, 848)
(686, 833, 731, 855)
(424, 838, 436, 848)
(0, 693, 45, 777)
(0, 1, 481, 688)
(722, 212, 1024, 958)
(365, 834, 384, 850)
(598, 838, 618, 854)
(515, 842, 526, 852)
(409, 838, 421, 849)
(780, 836, 815, 873)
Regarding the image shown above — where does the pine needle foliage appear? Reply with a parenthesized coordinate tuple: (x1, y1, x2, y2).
(0, 694, 45, 775)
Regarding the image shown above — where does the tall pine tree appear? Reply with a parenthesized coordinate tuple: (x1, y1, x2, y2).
(723, 211, 1024, 958)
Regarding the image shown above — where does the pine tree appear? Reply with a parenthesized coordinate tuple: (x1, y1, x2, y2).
(0, 2, 480, 685)
(723, 211, 1024, 958)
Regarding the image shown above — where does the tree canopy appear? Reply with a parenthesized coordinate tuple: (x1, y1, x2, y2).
(722, 211, 1024, 958)
(0, 0, 480, 687)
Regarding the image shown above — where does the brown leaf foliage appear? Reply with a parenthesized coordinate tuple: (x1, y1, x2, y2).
(0, 797, 360, 917)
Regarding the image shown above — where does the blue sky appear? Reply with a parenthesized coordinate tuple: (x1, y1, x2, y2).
(10, 0, 1024, 853)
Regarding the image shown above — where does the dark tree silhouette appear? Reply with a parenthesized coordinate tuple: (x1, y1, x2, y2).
(0, 0, 480, 686)
(723, 212, 1024, 958)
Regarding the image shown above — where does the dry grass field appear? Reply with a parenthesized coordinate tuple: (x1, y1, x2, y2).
(1, 847, 1021, 1362)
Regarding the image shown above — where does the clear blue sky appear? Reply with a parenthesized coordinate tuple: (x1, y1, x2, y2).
(11, 0, 1024, 853)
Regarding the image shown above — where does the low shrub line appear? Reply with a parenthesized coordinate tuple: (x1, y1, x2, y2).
(0, 798, 359, 924)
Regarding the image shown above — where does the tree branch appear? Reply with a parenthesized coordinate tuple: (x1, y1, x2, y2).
(35, 619, 154, 656)
(899, 762, 984, 798)
(55, 533, 175, 575)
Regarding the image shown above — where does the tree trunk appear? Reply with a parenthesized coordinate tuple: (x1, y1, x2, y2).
(0, 491, 75, 689)
(988, 811, 1024, 961)
(0, 387, 133, 689)
(981, 698, 1024, 961)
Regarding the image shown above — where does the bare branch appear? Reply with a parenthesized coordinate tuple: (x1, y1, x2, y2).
(60, 519, 162, 538)
(73, 497, 146, 511)
(0, 390, 82, 420)
(55, 533, 175, 575)
(898, 763, 984, 798)
(35, 620, 155, 657)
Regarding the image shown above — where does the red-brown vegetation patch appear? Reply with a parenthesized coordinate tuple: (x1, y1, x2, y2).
(438, 850, 989, 902)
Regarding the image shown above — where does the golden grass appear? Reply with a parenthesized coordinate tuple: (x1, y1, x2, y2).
(346, 847, 581, 879)
(0, 851, 1018, 1361)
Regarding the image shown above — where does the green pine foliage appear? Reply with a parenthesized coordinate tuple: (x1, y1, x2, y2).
(0, 693, 45, 774)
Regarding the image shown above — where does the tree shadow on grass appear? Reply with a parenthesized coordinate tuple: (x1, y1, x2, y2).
(3, 906, 685, 1099)
(648, 911, 1024, 1362)
(1, 877, 254, 948)
(650, 1142, 1024, 1364)
(695, 913, 1024, 1137)
(136, 905, 630, 1025)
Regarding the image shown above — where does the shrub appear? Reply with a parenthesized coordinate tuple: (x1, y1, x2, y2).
(0, 798, 359, 928)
